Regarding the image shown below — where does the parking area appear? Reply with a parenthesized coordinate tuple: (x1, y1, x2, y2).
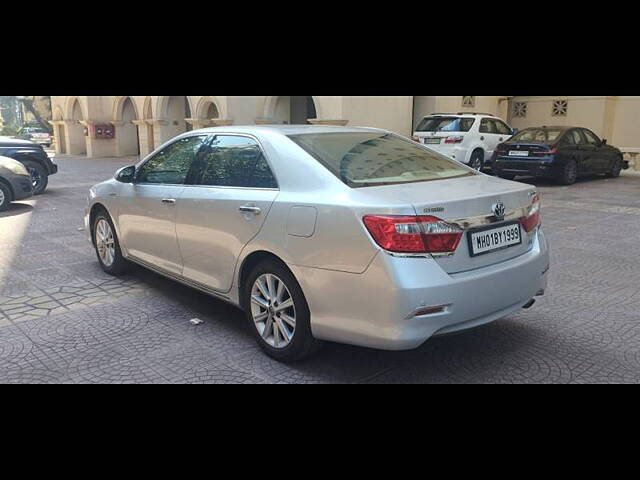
(1, 155, 640, 383)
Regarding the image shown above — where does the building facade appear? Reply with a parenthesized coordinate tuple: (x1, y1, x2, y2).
(48, 96, 640, 158)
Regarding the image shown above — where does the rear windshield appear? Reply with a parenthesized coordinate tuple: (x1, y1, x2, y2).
(415, 116, 475, 133)
(511, 128, 563, 143)
(288, 132, 474, 188)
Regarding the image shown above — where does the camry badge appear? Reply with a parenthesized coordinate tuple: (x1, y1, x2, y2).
(493, 202, 506, 221)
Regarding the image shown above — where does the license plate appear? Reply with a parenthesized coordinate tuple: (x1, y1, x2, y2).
(425, 137, 441, 144)
(509, 150, 529, 157)
(468, 221, 522, 257)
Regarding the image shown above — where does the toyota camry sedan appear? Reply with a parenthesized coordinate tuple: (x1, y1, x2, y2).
(85, 125, 550, 361)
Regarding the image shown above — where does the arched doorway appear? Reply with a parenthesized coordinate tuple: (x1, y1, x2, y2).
(67, 98, 86, 155)
(203, 101, 219, 123)
(117, 97, 140, 156)
(271, 96, 317, 124)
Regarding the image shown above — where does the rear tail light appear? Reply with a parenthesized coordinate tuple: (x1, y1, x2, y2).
(363, 215, 463, 254)
(520, 194, 541, 232)
(412, 136, 421, 143)
(535, 147, 557, 156)
(444, 135, 464, 144)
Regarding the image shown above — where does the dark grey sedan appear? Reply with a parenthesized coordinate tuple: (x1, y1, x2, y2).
(0, 155, 34, 211)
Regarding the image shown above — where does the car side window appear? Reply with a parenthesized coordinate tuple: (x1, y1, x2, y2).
(136, 135, 207, 185)
(560, 131, 576, 145)
(479, 118, 496, 134)
(198, 136, 278, 188)
(582, 129, 600, 145)
(494, 120, 512, 136)
(460, 118, 475, 131)
(568, 129, 584, 145)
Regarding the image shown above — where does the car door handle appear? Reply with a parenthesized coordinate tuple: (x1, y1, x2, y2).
(161, 198, 176, 205)
(499, 137, 504, 141)
(239, 205, 261, 215)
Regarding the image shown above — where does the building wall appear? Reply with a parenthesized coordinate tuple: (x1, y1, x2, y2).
(508, 96, 640, 150)
(49, 95, 640, 158)
(345, 96, 413, 136)
(609, 97, 640, 148)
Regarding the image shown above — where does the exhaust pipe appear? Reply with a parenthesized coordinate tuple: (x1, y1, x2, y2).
(522, 298, 536, 309)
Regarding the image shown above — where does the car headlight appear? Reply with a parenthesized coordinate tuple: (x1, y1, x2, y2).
(0, 159, 29, 176)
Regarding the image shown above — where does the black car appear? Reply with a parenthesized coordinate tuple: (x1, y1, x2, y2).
(0, 138, 58, 194)
(491, 126, 625, 185)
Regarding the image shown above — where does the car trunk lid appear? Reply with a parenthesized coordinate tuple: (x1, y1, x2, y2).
(356, 174, 537, 274)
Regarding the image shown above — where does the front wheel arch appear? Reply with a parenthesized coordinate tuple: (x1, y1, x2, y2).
(89, 203, 109, 245)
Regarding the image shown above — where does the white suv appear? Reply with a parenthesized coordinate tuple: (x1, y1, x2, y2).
(412, 113, 515, 170)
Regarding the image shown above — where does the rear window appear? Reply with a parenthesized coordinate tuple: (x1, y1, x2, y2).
(415, 116, 475, 133)
(511, 128, 563, 143)
(288, 132, 474, 188)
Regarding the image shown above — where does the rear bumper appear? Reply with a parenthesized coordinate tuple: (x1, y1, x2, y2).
(296, 228, 550, 350)
(425, 144, 470, 164)
(493, 157, 560, 177)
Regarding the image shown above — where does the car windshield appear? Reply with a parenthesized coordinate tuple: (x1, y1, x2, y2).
(415, 116, 475, 133)
(288, 132, 474, 188)
(511, 128, 564, 143)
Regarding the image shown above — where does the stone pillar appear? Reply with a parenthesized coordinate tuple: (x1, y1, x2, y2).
(133, 120, 153, 157)
(112, 120, 140, 157)
(48, 121, 66, 154)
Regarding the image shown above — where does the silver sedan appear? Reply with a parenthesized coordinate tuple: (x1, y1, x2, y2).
(85, 125, 549, 361)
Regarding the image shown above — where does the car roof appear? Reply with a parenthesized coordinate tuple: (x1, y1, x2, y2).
(184, 124, 388, 136)
(0, 138, 38, 147)
(521, 126, 572, 130)
(423, 112, 498, 118)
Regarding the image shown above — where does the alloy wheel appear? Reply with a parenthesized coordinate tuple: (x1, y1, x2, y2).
(0, 188, 5, 208)
(470, 153, 483, 171)
(95, 219, 116, 267)
(27, 166, 43, 191)
(250, 273, 296, 349)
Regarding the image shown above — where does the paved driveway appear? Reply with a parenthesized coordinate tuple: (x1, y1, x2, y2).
(1, 155, 640, 383)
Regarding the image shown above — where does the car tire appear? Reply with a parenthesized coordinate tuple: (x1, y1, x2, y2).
(469, 150, 484, 171)
(558, 159, 578, 185)
(22, 159, 48, 195)
(605, 156, 623, 178)
(243, 258, 322, 362)
(0, 181, 12, 212)
(92, 209, 129, 276)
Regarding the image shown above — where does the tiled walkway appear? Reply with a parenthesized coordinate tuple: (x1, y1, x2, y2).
(1, 155, 640, 383)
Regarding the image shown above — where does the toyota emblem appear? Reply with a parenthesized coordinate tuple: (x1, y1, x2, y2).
(493, 202, 506, 221)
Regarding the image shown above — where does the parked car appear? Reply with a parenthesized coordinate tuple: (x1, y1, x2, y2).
(412, 113, 516, 171)
(492, 126, 625, 185)
(15, 127, 52, 147)
(85, 126, 549, 361)
(0, 156, 34, 211)
(0, 138, 58, 194)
